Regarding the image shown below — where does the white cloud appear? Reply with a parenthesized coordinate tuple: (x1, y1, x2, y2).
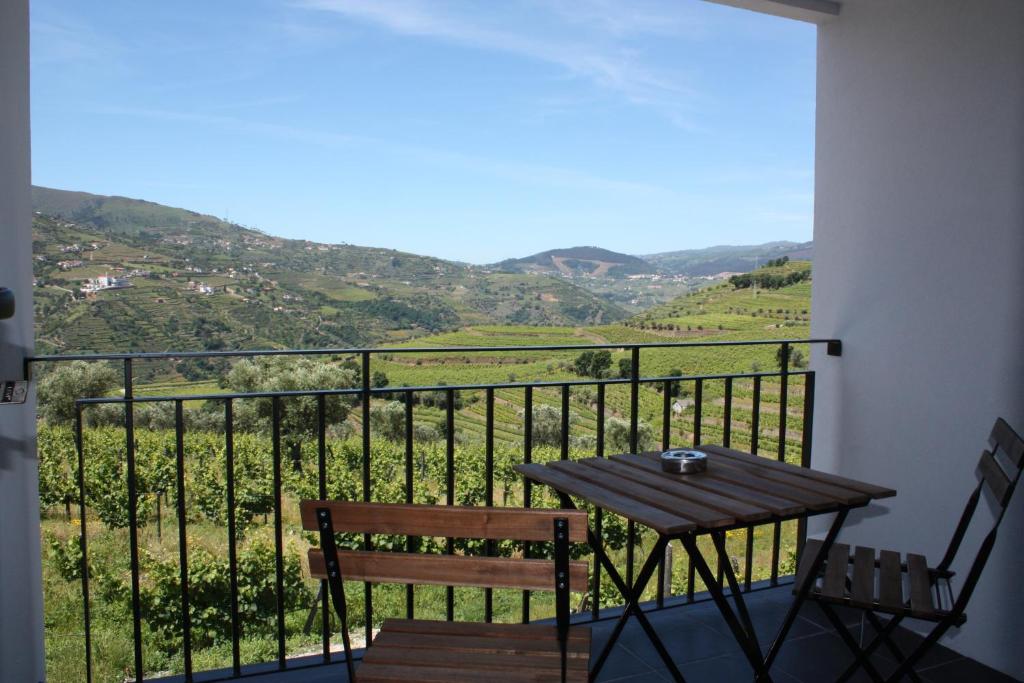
(291, 0, 701, 125)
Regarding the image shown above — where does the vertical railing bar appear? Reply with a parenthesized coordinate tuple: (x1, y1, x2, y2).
(629, 347, 640, 453)
(360, 351, 373, 645)
(405, 395, 415, 620)
(225, 399, 241, 675)
(75, 405, 93, 683)
(174, 400, 193, 682)
(316, 395, 330, 661)
(723, 377, 733, 448)
(123, 358, 144, 683)
(751, 376, 761, 456)
(661, 380, 671, 451)
(272, 396, 286, 668)
(771, 344, 790, 586)
(560, 384, 570, 460)
(796, 371, 816, 558)
(746, 375, 761, 591)
(693, 378, 703, 447)
(744, 525, 754, 592)
(687, 550, 695, 603)
(484, 387, 495, 623)
(657, 381, 671, 608)
(626, 346, 640, 592)
(445, 388, 455, 622)
(522, 385, 533, 624)
(688, 375, 703, 601)
(592, 384, 604, 621)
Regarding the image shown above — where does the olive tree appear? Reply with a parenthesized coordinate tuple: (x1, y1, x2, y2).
(37, 360, 120, 425)
(226, 357, 357, 471)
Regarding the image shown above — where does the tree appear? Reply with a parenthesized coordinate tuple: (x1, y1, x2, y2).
(37, 360, 119, 425)
(618, 357, 634, 379)
(370, 400, 406, 441)
(225, 357, 357, 471)
(371, 370, 390, 388)
(775, 346, 807, 369)
(574, 350, 612, 378)
(605, 417, 655, 453)
(528, 404, 564, 447)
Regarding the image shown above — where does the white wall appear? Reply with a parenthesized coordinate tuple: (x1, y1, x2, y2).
(810, 0, 1024, 676)
(0, 0, 45, 681)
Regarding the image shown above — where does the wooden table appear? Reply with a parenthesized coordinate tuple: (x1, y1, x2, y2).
(516, 446, 896, 683)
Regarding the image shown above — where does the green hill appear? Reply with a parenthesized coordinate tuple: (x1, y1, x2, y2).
(31, 187, 629, 357)
(494, 246, 656, 278)
(642, 241, 813, 276)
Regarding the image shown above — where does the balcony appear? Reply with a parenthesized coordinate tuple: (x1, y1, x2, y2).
(148, 588, 1015, 683)
(24, 340, 1018, 683)
(4, 1, 1024, 682)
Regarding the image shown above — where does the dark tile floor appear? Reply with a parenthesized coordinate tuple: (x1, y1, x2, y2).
(173, 587, 1021, 683)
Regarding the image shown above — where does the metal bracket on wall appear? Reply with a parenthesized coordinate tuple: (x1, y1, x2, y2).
(827, 340, 842, 356)
(1, 380, 28, 405)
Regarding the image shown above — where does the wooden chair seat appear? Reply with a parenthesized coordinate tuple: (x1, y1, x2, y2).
(357, 619, 591, 683)
(797, 539, 965, 626)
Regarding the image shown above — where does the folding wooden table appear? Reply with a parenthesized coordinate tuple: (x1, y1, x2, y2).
(516, 446, 896, 683)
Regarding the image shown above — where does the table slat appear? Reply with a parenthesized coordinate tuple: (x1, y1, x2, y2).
(698, 445, 896, 499)
(613, 455, 805, 517)
(578, 457, 772, 523)
(515, 463, 696, 535)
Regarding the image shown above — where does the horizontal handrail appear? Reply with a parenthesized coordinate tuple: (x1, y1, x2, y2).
(29, 337, 840, 365)
(74, 369, 812, 405)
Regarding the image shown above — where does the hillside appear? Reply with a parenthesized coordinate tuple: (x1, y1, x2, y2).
(494, 246, 656, 278)
(642, 241, 813, 277)
(31, 187, 629, 357)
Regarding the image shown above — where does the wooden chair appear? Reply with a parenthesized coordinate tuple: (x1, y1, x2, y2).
(300, 501, 592, 683)
(796, 417, 1024, 682)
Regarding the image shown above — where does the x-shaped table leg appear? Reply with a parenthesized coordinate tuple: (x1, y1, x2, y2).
(557, 495, 688, 683)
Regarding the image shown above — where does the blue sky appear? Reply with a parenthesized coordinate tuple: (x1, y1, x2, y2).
(30, 0, 816, 263)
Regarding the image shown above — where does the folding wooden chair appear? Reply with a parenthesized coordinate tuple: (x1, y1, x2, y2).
(796, 417, 1024, 682)
(300, 501, 592, 683)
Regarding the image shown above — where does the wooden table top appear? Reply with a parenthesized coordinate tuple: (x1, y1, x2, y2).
(515, 445, 896, 537)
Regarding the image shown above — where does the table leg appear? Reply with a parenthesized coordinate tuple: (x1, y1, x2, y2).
(554, 495, 688, 682)
(712, 532, 761, 655)
(682, 535, 772, 682)
(763, 508, 849, 671)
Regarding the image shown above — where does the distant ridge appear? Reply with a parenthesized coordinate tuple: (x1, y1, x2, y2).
(641, 241, 813, 276)
(494, 246, 656, 278)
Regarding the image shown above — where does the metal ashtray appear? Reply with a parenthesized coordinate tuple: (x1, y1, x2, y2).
(660, 449, 708, 474)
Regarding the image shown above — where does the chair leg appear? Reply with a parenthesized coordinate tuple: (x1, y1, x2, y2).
(861, 614, 923, 683)
(883, 620, 955, 683)
(818, 603, 887, 683)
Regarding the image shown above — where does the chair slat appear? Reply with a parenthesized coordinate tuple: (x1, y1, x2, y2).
(300, 501, 588, 542)
(309, 549, 589, 592)
(977, 450, 1013, 506)
(850, 546, 876, 608)
(990, 418, 1024, 467)
(906, 553, 936, 618)
(877, 550, 903, 612)
(821, 543, 850, 600)
(794, 538, 824, 589)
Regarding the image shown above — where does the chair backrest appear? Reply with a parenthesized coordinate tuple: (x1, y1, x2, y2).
(938, 418, 1024, 613)
(301, 501, 589, 591)
(300, 500, 590, 682)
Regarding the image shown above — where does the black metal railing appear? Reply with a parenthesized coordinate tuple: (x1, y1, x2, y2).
(29, 337, 841, 683)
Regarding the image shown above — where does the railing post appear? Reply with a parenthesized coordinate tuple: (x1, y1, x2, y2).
(74, 404, 93, 683)
(629, 347, 640, 454)
(796, 371, 816, 555)
(360, 351, 373, 644)
(123, 358, 144, 683)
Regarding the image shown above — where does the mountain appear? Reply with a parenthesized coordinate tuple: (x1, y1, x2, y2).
(30, 186, 629, 358)
(494, 246, 657, 278)
(642, 241, 813, 277)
